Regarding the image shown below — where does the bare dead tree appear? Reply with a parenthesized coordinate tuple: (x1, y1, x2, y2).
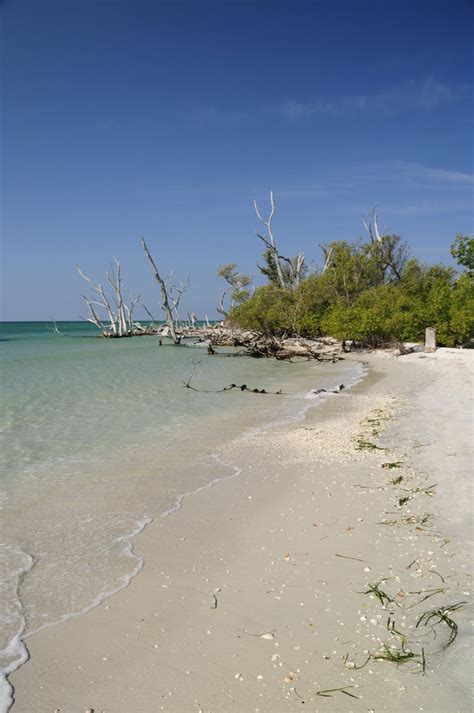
(105, 258, 129, 336)
(254, 191, 286, 289)
(254, 192, 306, 290)
(76, 260, 140, 337)
(141, 237, 185, 344)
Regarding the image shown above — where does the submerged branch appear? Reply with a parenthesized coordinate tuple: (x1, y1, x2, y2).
(182, 360, 283, 394)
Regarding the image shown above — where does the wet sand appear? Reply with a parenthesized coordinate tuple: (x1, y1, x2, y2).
(10, 349, 473, 712)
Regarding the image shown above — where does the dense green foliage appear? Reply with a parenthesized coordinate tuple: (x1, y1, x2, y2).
(230, 236, 473, 347)
(451, 234, 474, 274)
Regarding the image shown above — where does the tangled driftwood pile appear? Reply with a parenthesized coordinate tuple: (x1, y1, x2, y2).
(111, 323, 344, 362)
(197, 328, 343, 362)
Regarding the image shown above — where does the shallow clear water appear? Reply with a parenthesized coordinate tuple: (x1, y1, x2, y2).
(0, 321, 361, 708)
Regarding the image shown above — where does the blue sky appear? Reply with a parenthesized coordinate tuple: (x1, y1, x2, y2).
(2, 0, 473, 320)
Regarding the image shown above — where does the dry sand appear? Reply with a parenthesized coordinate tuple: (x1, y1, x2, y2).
(10, 349, 473, 712)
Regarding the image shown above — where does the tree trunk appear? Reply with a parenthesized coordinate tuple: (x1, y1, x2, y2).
(141, 238, 181, 344)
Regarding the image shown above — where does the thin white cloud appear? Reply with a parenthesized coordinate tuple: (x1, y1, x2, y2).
(412, 165, 474, 185)
(281, 77, 469, 119)
(383, 198, 473, 217)
(349, 160, 474, 188)
(344, 161, 473, 220)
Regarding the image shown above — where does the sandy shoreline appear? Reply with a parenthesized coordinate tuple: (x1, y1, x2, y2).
(10, 349, 473, 712)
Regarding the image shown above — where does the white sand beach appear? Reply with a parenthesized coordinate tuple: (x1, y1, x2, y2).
(10, 349, 473, 713)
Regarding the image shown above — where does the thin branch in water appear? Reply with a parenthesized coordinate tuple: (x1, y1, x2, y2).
(182, 368, 284, 395)
(49, 318, 64, 335)
(143, 304, 159, 325)
(184, 360, 201, 388)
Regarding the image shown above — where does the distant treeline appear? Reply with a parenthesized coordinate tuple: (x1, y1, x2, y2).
(227, 233, 474, 348)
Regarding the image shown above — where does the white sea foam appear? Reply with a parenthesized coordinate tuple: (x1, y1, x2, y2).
(0, 633, 30, 713)
(0, 549, 34, 713)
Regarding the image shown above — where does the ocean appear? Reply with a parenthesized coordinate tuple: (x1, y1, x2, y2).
(0, 321, 362, 710)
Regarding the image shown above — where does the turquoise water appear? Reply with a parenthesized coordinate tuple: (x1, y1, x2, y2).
(0, 322, 361, 710)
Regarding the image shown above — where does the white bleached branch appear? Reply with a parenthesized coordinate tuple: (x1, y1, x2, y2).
(76, 261, 139, 337)
(321, 245, 334, 274)
(141, 237, 183, 344)
(254, 191, 287, 289)
(362, 207, 383, 243)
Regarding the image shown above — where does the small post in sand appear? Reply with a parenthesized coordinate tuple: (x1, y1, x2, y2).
(425, 327, 437, 353)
